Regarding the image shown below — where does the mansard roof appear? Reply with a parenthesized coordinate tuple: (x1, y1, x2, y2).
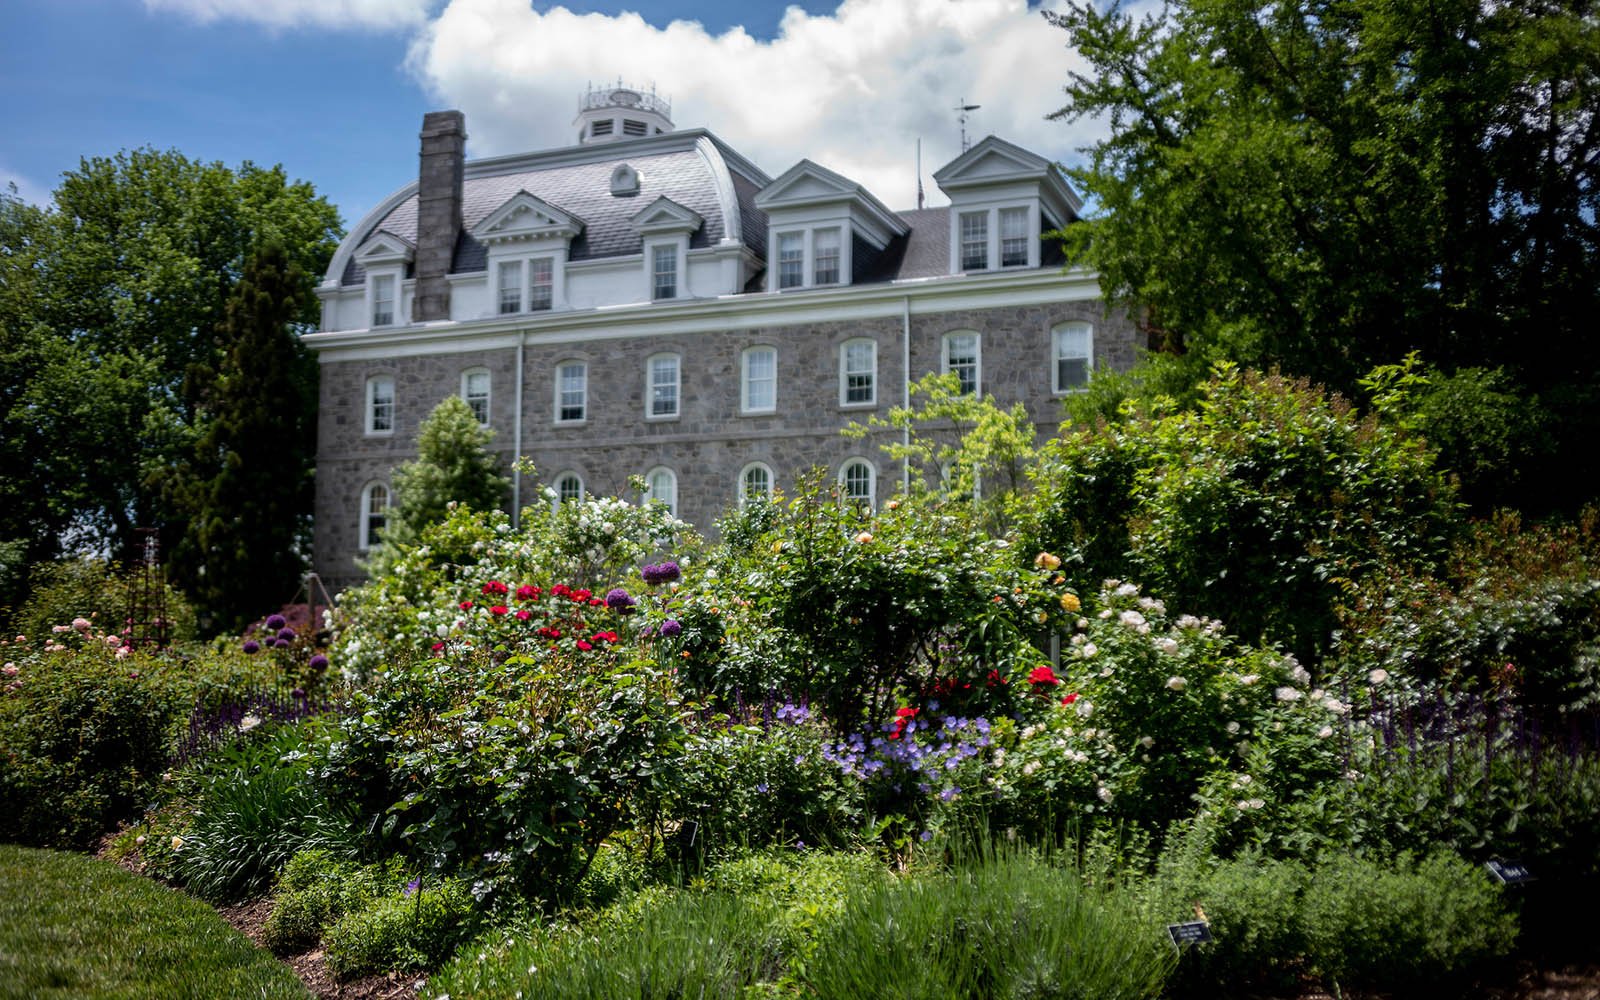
(334, 130, 770, 286)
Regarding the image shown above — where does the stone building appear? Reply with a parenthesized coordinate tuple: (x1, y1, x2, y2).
(305, 86, 1142, 592)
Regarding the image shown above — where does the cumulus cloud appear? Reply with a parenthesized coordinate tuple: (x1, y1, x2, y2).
(143, 0, 435, 31)
(1, 163, 53, 208)
(405, 0, 1106, 208)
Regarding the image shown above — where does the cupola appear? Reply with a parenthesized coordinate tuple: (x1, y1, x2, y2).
(575, 82, 673, 144)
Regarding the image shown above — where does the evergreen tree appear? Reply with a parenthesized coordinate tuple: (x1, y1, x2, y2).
(188, 243, 318, 631)
(384, 396, 510, 548)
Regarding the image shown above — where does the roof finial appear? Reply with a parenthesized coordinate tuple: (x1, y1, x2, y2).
(955, 98, 981, 153)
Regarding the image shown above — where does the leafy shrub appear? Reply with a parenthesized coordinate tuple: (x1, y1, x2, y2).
(1023, 364, 1458, 662)
(263, 850, 406, 955)
(12, 557, 196, 645)
(804, 848, 1173, 1000)
(323, 876, 477, 979)
(172, 719, 359, 902)
(1151, 852, 1310, 998)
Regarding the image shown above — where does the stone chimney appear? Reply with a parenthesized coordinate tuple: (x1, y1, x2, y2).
(414, 110, 466, 322)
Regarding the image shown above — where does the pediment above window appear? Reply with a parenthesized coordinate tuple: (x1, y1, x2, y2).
(934, 136, 1083, 222)
(471, 191, 586, 246)
(354, 230, 414, 267)
(756, 160, 907, 250)
(630, 195, 704, 237)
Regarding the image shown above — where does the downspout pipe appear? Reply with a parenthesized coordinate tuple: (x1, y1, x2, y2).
(512, 335, 525, 527)
(902, 295, 912, 495)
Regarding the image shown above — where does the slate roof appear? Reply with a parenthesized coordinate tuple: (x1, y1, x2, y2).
(343, 143, 747, 286)
(892, 208, 951, 280)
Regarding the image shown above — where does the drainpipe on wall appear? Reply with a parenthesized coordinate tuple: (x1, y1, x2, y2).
(902, 295, 912, 495)
(512, 335, 525, 528)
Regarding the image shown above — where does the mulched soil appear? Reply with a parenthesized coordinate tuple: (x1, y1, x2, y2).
(215, 898, 423, 1000)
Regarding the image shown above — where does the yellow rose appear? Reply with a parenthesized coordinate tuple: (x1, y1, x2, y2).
(1034, 552, 1062, 570)
(1060, 592, 1081, 613)
(855, 532, 874, 544)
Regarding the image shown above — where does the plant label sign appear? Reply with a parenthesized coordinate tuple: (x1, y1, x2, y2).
(1485, 859, 1534, 885)
(1167, 921, 1213, 947)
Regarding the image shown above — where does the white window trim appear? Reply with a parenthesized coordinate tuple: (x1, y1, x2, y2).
(554, 360, 588, 425)
(838, 338, 877, 408)
(551, 471, 584, 510)
(941, 331, 982, 396)
(367, 269, 403, 328)
(358, 481, 389, 551)
(460, 367, 491, 426)
(364, 375, 395, 436)
(644, 466, 678, 515)
(1051, 321, 1095, 395)
(645, 236, 687, 302)
(838, 458, 876, 509)
(495, 259, 524, 315)
(646, 352, 681, 421)
(767, 225, 853, 292)
(738, 462, 775, 506)
(740, 345, 778, 415)
(948, 202, 1040, 273)
(487, 248, 567, 316)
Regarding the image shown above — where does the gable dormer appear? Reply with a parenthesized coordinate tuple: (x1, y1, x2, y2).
(354, 230, 414, 328)
(630, 196, 704, 302)
(755, 160, 908, 292)
(472, 192, 586, 316)
(932, 136, 1082, 274)
(354, 229, 415, 268)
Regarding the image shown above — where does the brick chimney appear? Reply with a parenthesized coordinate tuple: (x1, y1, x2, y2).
(414, 110, 466, 322)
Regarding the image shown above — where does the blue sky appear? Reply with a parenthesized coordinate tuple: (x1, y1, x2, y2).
(4, 0, 1092, 230)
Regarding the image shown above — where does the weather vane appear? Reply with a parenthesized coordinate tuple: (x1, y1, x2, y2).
(955, 98, 981, 152)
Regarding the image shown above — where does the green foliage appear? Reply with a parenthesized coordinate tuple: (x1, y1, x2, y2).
(381, 396, 509, 549)
(1047, 0, 1599, 510)
(1024, 365, 1459, 661)
(804, 848, 1174, 1000)
(0, 149, 340, 601)
(263, 850, 408, 955)
(0, 844, 313, 1000)
(184, 243, 319, 633)
(323, 877, 477, 979)
(172, 720, 360, 903)
(12, 557, 197, 646)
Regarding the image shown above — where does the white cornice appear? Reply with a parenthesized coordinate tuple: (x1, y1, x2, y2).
(305, 267, 1103, 362)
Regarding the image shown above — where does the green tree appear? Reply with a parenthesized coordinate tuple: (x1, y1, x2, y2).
(0, 151, 340, 624)
(187, 243, 319, 631)
(383, 396, 510, 550)
(1047, 0, 1599, 508)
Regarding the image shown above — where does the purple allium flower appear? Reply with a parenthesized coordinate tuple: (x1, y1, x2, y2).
(265, 614, 287, 630)
(242, 640, 260, 655)
(605, 588, 635, 611)
(276, 628, 297, 642)
(308, 654, 329, 671)
(656, 560, 681, 583)
(660, 619, 682, 637)
(273, 638, 291, 649)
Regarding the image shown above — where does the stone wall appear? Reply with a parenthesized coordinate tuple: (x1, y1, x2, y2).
(313, 297, 1140, 593)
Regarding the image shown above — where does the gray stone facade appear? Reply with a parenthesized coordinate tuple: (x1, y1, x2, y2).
(313, 297, 1139, 592)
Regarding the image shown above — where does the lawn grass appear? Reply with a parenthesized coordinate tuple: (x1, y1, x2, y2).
(0, 843, 311, 1000)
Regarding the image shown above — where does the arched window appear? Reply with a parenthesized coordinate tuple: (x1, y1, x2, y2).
(460, 367, 490, 425)
(838, 458, 875, 508)
(552, 472, 584, 509)
(359, 482, 389, 550)
(1051, 321, 1094, 393)
(739, 462, 774, 506)
(644, 466, 678, 515)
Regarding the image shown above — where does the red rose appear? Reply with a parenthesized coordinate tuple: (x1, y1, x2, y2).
(516, 584, 539, 601)
(1028, 665, 1060, 687)
(576, 640, 593, 651)
(1061, 692, 1080, 706)
(490, 605, 509, 616)
(459, 600, 474, 611)
(515, 609, 531, 621)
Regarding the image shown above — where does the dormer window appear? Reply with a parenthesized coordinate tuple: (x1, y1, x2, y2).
(472, 190, 583, 317)
(777, 233, 804, 289)
(814, 228, 841, 285)
(652, 244, 678, 300)
(371, 274, 396, 327)
(933, 136, 1083, 275)
(630, 196, 702, 304)
(755, 159, 908, 294)
(498, 261, 522, 314)
(959, 212, 988, 271)
(529, 258, 554, 311)
(1000, 207, 1030, 267)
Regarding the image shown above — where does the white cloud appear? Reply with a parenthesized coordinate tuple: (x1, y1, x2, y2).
(1, 163, 53, 208)
(405, 0, 1106, 208)
(143, 0, 434, 31)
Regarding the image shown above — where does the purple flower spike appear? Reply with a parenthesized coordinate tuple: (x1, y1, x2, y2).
(242, 640, 260, 655)
(265, 614, 287, 630)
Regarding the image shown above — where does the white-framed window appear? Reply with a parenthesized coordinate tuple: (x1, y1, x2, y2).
(359, 481, 389, 550)
(741, 346, 777, 414)
(556, 361, 587, 423)
(840, 338, 876, 407)
(651, 244, 678, 300)
(529, 257, 554, 311)
(839, 458, 876, 508)
(648, 353, 680, 419)
(739, 462, 774, 506)
(1052, 321, 1094, 393)
(1000, 207, 1030, 267)
(644, 466, 678, 515)
(461, 368, 490, 425)
(552, 471, 584, 509)
(497, 260, 523, 314)
(365, 375, 395, 435)
(942, 332, 980, 396)
(959, 212, 988, 271)
(371, 274, 396, 327)
(813, 227, 841, 285)
(777, 232, 804, 289)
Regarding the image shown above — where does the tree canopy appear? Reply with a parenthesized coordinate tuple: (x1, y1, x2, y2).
(0, 152, 340, 625)
(1048, 0, 1598, 507)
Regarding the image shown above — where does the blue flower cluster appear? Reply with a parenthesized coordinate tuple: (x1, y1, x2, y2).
(822, 715, 992, 802)
(775, 701, 811, 725)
